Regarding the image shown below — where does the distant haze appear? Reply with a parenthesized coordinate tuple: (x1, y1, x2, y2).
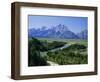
(28, 15, 88, 33)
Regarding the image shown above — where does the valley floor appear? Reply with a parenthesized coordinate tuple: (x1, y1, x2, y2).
(28, 38, 88, 66)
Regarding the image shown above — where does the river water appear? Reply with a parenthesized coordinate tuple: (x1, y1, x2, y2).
(50, 44, 70, 52)
(40, 44, 71, 65)
(40, 44, 70, 56)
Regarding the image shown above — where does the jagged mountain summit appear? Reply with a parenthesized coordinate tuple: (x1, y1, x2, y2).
(28, 24, 87, 39)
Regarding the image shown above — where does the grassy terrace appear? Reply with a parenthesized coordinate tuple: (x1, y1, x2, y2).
(37, 38, 87, 46)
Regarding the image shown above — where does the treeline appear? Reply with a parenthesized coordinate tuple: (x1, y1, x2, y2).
(28, 37, 48, 66)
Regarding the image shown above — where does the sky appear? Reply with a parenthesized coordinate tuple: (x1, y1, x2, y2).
(28, 15, 88, 33)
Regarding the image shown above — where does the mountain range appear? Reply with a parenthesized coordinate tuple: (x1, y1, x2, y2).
(28, 24, 87, 39)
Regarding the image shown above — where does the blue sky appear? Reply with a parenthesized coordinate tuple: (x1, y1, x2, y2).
(28, 15, 88, 33)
